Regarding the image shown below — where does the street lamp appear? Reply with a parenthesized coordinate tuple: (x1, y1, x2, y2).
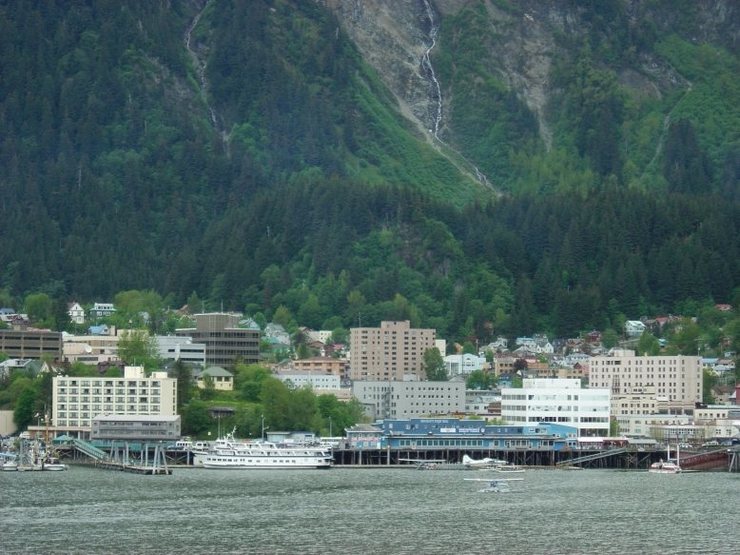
(260, 414, 269, 441)
(329, 416, 333, 437)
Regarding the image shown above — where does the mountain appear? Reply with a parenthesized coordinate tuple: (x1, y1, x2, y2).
(0, 0, 737, 342)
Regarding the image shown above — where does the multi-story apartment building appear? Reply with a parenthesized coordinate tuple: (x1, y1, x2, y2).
(0, 329, 62, 360)
(352, 380, 466, 420)
(589, 349, 702, 414)
(501, 378, 611, 437)
(52, 366, 177, 436)
(349, 320, 436, 381)
(175, 313, 260, 367)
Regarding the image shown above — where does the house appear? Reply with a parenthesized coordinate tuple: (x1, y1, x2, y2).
(67, 302, 85, 325)
(443, 353, 487, 377)
(89, 302, 116, 319)
(194, 366, 234, 391)
(87, 324, 112, 336)
(624, 320, 646, 337)
(264, 323, 291, 348)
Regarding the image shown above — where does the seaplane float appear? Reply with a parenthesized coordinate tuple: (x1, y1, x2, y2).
(464, 477, 524, 493)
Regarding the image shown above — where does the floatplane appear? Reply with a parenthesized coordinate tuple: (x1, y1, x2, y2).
(399, 457, 459, 470)
(462, 454, 504, 469)
(462, 454, 524, 472)
(464, 477, 524, 493)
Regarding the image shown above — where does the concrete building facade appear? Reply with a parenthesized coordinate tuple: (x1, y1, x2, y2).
(589, 349, 702, 414)
(156, 335, 207, 367)
(52, 366, 177, 434)
(501, 378, 611, 437)
(349, 320, 436, 381)
(0, 329, 62, 360)
(352, 380, 466, 420)
(293, 356, 348, 378)
(175, 313, 260, 368)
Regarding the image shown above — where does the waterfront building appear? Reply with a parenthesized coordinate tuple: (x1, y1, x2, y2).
(91, 414, 181, 442)
(501, 378, 611, 437)
(615, 414, 692, 438)
(352, 380, 465, 420)
(155, 335, 207, 367)
(375, 418, 578, 451)
(589, 349, 702, 414)
(52, 366, 177, 437)
(175, 312, 260, 367)
(0, 328, 62, 360)
(349, 320, 436, 381)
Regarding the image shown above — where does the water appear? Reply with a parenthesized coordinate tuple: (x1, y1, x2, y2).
(1, 467, 737, 554)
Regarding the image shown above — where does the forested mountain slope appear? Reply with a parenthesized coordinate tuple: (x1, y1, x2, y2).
(0, 0, 737, 344)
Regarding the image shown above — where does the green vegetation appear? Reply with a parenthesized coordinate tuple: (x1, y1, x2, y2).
(172, 361, 367, 437)
(0, 1, 736, 427)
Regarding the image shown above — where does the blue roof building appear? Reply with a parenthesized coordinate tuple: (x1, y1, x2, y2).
(376, 417, 578, 451)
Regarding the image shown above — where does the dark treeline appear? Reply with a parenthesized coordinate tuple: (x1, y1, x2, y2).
(167, 179, 739, 341)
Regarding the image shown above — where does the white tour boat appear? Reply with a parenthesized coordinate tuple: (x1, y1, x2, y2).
(198, 430, 333, 469)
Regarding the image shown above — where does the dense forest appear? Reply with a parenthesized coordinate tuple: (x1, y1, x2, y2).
(0, 0, 738, 347)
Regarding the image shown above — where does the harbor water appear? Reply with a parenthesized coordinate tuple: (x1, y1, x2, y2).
(1, 466, 737, 554)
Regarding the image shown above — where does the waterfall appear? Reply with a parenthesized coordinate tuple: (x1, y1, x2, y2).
(185, 1, 230, 153)
(421, 0, 442, 140)
(420, 1, 490, 189)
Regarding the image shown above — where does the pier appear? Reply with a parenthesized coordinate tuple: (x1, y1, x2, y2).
(62, 439, 172, 475)
(331, 446, 734, 471)
(54, 440, 737, 472)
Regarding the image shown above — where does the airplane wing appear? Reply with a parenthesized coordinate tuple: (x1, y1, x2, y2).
(464, 478, 524, 482)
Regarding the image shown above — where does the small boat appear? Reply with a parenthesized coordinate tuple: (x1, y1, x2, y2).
(649, 444, 682, 474)
(493, 465, 525, 474)
(2, 460, 18, 472)
(42, 457, 68, 471)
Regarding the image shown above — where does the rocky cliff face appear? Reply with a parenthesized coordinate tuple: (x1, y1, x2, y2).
(322, 0, 438, 142)
(324, 0, 737, 158)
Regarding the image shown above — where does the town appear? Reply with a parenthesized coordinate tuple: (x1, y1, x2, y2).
(1, 298, 738, 472)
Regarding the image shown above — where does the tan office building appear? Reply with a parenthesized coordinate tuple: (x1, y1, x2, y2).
(349, 320, 436, 381)
(589, 349, 702, 414)
(175, 313, 260, 368)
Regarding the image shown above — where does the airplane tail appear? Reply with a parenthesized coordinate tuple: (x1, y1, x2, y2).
(462, 454, 473, 465)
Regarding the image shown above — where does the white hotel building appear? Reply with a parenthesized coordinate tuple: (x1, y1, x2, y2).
(588, 349, 702, 414)
(52, 366, 177, 436)
(501, 378, 611, 437)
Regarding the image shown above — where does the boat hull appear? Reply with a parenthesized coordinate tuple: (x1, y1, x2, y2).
(202, 456, 333, 470)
